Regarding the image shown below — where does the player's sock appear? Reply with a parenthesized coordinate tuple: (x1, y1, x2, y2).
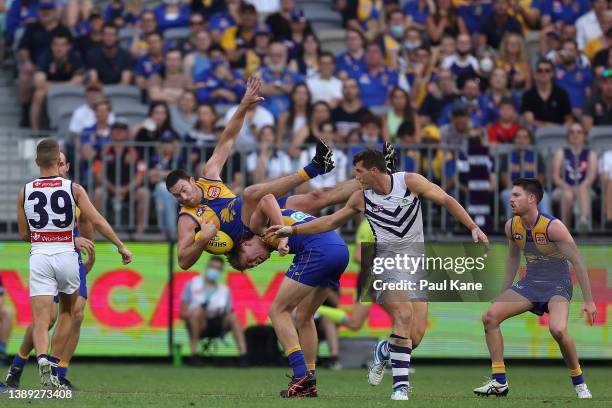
(48, 356, 60, 376)
(491, 362, 507, 384)
(316, 306, 347, 325)
(570, 366, 585, 385)
(286, 345, 307, 378)
(12, 352, 29, 368)
(307, 363, 316, 377)
(37, 354, 49, 364)
(298, 164, 324, 181)
(388, 341, 411, 390)
(57, 361, 69, 379)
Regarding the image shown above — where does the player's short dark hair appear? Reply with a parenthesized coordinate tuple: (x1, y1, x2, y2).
(353, 149, 386, 172)
(36, 138, 60, 169)
(512, 178, 543, 203)
(226, 246, 245, 272)
(165, 169, 191, 190)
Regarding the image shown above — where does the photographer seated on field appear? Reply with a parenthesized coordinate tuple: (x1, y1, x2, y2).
(180, 257, 247, 366)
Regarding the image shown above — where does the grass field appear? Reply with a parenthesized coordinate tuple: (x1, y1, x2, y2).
(1, 363, 610, 407)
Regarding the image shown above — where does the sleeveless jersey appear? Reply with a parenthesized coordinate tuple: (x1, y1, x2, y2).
(24, 176, 76, 255)
(363, 172, 424, 243)
(511, 213, 570, 281)
(562, 147, 589, 186)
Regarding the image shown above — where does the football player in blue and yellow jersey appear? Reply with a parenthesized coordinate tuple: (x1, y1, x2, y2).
(4, 151, 96, 391)
(166, 77, 358, 269)
(227, 195, 349, 398)
(474, 178, 596, 399)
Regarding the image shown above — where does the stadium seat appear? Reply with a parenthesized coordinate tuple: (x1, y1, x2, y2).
(104, 85, 142, 107)
(318, 29, 347, 54)
(164, 27, 190, 47)
(302, 7, 343, 31)
(369, 105, 390, 116)
(534, 125, 567, 155)
(588, 126, 612, 152)
(115, 104, 149, 128)
(46, 85, 86, 130)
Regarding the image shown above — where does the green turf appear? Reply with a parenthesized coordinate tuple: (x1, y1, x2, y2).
(1, 363, 610, 407)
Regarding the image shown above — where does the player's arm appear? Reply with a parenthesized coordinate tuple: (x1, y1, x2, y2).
(76, 212, 96, 273)
(547, 219, 597, 325)
(267, 190, 364, 237)
(405, 173, 489, 247)
(16, 188, 30, 242)
(502, 219, 521, 292)
(176, 215, 218, 270)
(250, 194, 289, 255)
(201, 77, 264, 180)
(72, 183, 132, 264)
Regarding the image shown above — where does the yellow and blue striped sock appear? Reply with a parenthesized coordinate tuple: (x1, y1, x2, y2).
(286, 345, 307, 378)
(570, 366, 584, 385)
(492, 362, 506, 384)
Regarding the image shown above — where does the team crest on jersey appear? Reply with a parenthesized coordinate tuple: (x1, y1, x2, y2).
(196, 207, 204, 217)
(400, 198, 410, 207)
(207, 186, 221, 199)
(513, 233, 523, 240)
(534, 233, 547, 245)
(371, 205, 384, 213)
(220, 199, 236, 223)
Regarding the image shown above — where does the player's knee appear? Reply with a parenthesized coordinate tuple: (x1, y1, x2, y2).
(482, 310, 499, 329)
(549, 325, 566, 342)
(72, 308, 85, 327)
(294, 310, 313, 329)
(243, 185, 261, 201)
(308, 189, 327, 209)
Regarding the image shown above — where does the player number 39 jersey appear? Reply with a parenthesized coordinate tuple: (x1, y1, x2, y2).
(24, 176, 76, 255)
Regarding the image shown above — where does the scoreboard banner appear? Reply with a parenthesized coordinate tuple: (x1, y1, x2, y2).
(0, 242, 610, 358)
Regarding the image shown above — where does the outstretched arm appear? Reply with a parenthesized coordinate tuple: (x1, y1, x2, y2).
(405, 173, 488, 246)
(202, 77, 264, 180)
(73, 183, 132, 264)
(267, 190, 363, 237)
(547, 219, 596, 325)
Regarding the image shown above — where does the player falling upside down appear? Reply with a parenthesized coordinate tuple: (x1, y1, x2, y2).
(3, 152, 95, 391)
(227, 195, 349, 398)
(269, 149, 488, 400)
(473, 178, 596, 399)
(165, 76, 358, 265)
(15, 139, 131, 388)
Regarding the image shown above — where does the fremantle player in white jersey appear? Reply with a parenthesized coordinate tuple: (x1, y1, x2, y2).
(268, 149, 489, 400)
(16, 139, 132, 388)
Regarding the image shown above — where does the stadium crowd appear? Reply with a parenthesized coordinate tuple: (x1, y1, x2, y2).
(1, 0, 612, 237)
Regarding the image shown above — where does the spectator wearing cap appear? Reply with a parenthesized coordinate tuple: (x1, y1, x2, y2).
(553, 39, 593, 116)
(540, 0, 590, 27)
(5, 0, 39, 45)
(331, 77, 372, 137)
(148, 49, 191, 104)
(16, 0, 71, 127)
(129, 10, 159, 59)
(440, 102, 472, 146)
(285, 7, 313, 61)
(86, 24, 133, 85)
(135, 32, 165, 92)
(193, 56, 245, 105)
(456, 0, 492, 35)
(208, 0, 240, 44)
(93, 120, 143, 231)
(521, 59, 572, 127)
(30, 31, 84, 130)
(289, 100, 331, 158)
(335, 29, 366, 79)
(575, 0, 609, 50)
(583, 71, 612, 129)
(290, 32, 321, 79)
(266, 0, 297, 41)
(177, 12, 206, 54)
(438, 77, 489, 127)
(75, 10, 104, 59)
(307, 51, 343, 108)
(259, 41, 303, 118)
(69, 82, 116, 135)
(221, 2, 258, 69)
(247, 125, 293, 184)
(348, 42, 398, 109)
(440, 33, 479, 82)
(476, 0, 522, 49)
(244, 24, 272, 77)
(487, 97, 520, 144)
(170, 90, 197, 139)
(183, 30, 213, 79)
(104, 0, 137, 28)
(418, 69, 460, 126)
(345, 0, 384, 41)
(154, 0, 191, 33)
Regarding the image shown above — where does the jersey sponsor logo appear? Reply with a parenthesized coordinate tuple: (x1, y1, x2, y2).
(207, 186, 221, 199)
(290, 211, 308, 222)
(371, 205, 384, 213)
(33, 180, 62, 188)
(513, 233, 523, 240)
(534, 232, 547, 245)
(31, 230, 73, 243)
